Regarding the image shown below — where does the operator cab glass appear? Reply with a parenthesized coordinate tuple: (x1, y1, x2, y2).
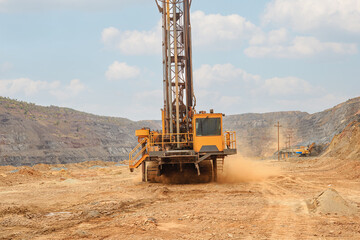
(196, 118, 221, 136)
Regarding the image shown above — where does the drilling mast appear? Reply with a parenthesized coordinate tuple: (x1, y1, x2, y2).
(157, 0, 195, 143)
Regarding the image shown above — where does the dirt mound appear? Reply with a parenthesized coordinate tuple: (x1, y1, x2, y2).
(307, 188, 358, 216)
(0, 205, 31, 217)
(0, 168, 45, 185)
(324, 120, 360, 159)
(17, 168, 42, 177)
(33, 164, 51, 171)
(0, 175, 11, 186)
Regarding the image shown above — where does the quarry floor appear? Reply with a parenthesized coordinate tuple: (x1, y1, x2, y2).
(0, 157, 360, 240)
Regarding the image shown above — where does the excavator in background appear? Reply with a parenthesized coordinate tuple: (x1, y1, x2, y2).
(281, 142, 316, 158)
(294, 142, 315, 157)
(128, 0, 237, 182)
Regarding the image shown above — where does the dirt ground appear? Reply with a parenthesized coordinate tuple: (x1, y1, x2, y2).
(0, 157, 359, 240)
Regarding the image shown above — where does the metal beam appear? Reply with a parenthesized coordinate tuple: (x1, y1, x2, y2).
(173, 0, 180, 148)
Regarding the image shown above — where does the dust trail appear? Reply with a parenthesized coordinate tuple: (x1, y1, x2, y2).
(132, 172, 143, 183)
(220, 155, 281, 183)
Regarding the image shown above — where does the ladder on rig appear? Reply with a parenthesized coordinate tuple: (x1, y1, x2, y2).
(216, 157, 224, 173)
(129, 138, 149, 171)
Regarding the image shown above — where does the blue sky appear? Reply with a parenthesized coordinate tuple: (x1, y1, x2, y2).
(0, 0, 359, 120)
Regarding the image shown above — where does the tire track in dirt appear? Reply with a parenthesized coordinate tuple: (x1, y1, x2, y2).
(248, 172, 317, 239)
(1, 158, 360, 239)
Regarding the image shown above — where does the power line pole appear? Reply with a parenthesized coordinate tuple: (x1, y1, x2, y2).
(286, 129, 293, 147)
(274, 121, 282, 161)
(287, 134, 292, 149)
(285, 129, 294, 158)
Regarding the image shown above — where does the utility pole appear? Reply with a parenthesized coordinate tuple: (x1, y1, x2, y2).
(285, 129, 294, 158)
(286, 129, 293, 148)
(287, 134, 292, 149)
(274, 121, 282, 160)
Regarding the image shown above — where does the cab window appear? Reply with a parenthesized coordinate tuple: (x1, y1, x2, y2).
(196, 118, 221, 136)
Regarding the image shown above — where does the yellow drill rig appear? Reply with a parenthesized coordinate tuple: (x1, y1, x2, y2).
(129, 0, 237, 182)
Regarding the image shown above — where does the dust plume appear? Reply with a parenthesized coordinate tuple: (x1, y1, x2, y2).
(220, 155, 281, 183)
(132, 172, 143, 183)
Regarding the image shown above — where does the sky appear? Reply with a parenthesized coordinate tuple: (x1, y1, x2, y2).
(0, 0, 359, 120)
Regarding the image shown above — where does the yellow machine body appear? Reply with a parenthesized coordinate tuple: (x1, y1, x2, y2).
(135, 129, 150, 138)
(128, 1, 237, 182)
(193, 113, 224, 153)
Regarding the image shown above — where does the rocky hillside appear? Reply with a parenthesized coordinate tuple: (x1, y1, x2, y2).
(0, 97, 160, 166)
(223, 111, 309, 157)
(0, 96, 359, 165)
(323, 117, 360, 159)
(224, 97, 360, 157)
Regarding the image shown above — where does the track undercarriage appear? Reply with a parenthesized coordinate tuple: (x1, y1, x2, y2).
(142, 148, 236, 183)
(145, 159, 216, 183)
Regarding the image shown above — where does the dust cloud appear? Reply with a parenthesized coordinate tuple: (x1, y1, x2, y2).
(220, 155, 281, 183)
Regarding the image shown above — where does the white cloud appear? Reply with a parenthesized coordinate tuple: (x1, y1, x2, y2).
(0, 0, 147, 12)
(263, 0, 360, 34)
(50, 79, 86, 100)
(193, 64, 260, 113)
(101, 11, 260, 55)
(276, 94, 347, 113)
(0, 62, 13, 72)
(217, 96, 242, 110)
(192, 63, 346, 115)
(127, 89, 163, 119)
(101, 9, 358, 59)
(245, 36, 358, 58)
(101, 26, 161, 55)
(105, 61, 140, 81)
(194, 64, 260, 88)
(0, 78, 60, 96)
(191, 11, 259, 47)
(194, 64, 324, 98)
(195, 89, 219, 100)
(190, 89, 242, 113)
(100, 8, 359, 58)
(267, 28, 288, 45)
(135, 89, 162, 100)
(249, 28, 289, 46)
(68, 79, 85, 94)
(101, 27, 121, 46)
(0, 78, 85, 100)
(260, 77, 318, 96)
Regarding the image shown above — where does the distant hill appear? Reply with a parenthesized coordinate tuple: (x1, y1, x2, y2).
(224, 111, 309, 157)
(323, 117, 360, 159)
(224, 97, 360, 157)
(0, 96, 359, 165)
(0, 97, 160, 166)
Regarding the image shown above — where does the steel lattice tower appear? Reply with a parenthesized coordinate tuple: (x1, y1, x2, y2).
(156, 0, 195, 142)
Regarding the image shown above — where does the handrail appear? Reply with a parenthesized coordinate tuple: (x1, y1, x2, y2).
(129, 138, 149, 168)
(149, 132, 193, 147)
(224, 131, 237, 149)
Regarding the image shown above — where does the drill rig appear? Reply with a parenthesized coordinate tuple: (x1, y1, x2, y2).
(129, 0, 237, 182)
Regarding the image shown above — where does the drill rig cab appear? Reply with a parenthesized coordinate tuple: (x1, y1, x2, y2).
(128, 0, 237, 182)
